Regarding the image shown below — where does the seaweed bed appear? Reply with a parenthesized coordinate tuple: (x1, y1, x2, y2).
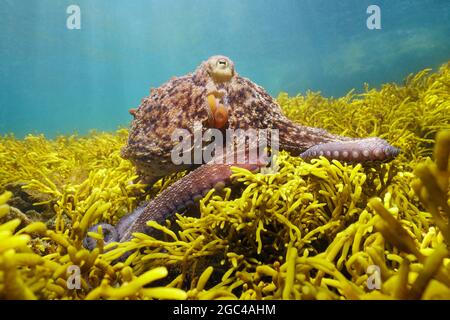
(0, 62, 449, 300)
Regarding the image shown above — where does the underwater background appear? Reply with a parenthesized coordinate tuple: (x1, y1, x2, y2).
(0, 0, 450, 137)
(1, 0, 450, 301)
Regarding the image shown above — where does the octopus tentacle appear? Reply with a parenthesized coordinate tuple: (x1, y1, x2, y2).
(83, 223, 119, 250)
(299, 137, 400, 163)
(82, 164, 242, 249)
(272, 116, 399, 163)
(118, 161, 261, 243)
(83, 142, 264, 249)
(271, 117, 350, 156)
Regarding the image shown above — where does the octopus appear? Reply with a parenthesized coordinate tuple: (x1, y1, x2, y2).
(83, 55, 399, 249)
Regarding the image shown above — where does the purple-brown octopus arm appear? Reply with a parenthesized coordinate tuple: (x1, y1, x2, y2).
(299, 137, 399, 162)
(84, 160, 261, 249)
(273, 117, 399, 162)
(223, 69, 399, 163)
(118, 161, 260, 242)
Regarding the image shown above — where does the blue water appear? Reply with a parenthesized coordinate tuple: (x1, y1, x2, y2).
(1, 0, 449, 137)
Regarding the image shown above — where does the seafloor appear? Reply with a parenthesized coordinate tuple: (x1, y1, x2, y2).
(0, 62, 449, 300)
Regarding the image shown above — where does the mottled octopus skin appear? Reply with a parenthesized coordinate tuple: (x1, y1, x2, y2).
(84, 55, 399, 249)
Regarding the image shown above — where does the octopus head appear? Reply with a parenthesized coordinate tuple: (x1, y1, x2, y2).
(205, 55, 235, 83)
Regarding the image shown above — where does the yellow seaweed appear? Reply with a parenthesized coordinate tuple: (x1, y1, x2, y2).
(0, 62, 449, 300)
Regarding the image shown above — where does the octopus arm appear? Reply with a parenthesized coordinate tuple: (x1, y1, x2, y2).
(118, 161, 261, 242)
(300, 137, 400, 163)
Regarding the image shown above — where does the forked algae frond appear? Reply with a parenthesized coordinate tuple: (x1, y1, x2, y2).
(0, 62, 450, 299)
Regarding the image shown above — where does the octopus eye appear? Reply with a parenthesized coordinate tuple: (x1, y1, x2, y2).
(207, 55, 234, 82)
(217, 59, 227, 67)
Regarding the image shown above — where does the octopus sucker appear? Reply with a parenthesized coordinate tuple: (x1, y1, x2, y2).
(83, 55, 400, 250)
